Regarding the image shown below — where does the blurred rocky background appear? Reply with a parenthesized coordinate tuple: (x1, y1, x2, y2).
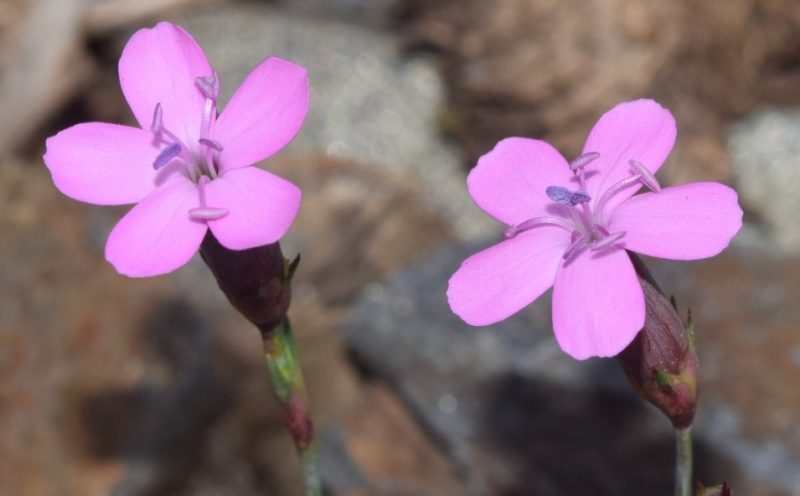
(1, 0, 799, 494)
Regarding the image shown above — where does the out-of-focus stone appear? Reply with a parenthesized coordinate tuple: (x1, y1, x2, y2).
(272, 155, 454, 419)
(274, 0, 397, 25)
(344, 241, 799, 495)
(395, 0, 800, 186)
(729, 110, 800, 255)
(84, 0, 225, 35)
(0, 0, 93, 156)
(320, 384, 468, 496)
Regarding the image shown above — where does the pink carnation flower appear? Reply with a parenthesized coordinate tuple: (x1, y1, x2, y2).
(447, 99, 743, 360)
(44, 22, 308, 277)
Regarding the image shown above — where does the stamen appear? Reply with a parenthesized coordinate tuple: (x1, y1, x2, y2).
(151, 103, 163, 135)
(593, 174, 642, 224)
(199, 138, 224, 152)
(570, 151, 600, 171)
(628, 159, 661, 192)
(546, 186, 572, 205)
(563, 231, 591, 261)
(546, 186, 592, 206)
(570, 190, 591, 205)
(153, 143, 182, 169)
(189, 207, 228, 220)
(591, 230, 626, 251)
(503, 215, 575, 238)
(195, 72, 220, 101)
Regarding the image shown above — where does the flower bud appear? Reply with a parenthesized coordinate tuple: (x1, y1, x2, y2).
(618, 253, 699, 429)
(199, 232, 297, 336)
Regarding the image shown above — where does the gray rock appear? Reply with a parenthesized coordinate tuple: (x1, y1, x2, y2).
(729, 109, 800, 255)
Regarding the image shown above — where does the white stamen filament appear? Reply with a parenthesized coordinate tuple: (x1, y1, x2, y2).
(590, 230, 626, 251)
(563, 232, 591, 261)
(593, 174, 642, 226)
(503, 216, 575, 238)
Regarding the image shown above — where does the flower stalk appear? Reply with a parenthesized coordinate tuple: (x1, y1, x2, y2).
(200, 233, 320, 496)
(675, 427, 693, 496)
(262, 317, 320, 496)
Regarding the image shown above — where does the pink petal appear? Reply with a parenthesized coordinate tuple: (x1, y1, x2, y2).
(552, 248, 644, 360)
(215, 57, 309, 171)
(204, 167, 301, 250)
(609, 182, 743, 260)
(44, 122, 163, 205)
(447, 227, 571, 326)
(467, 138, 574, 225)
(119, 22, 212, 147)
(105, 176, 207, 277)
(582, 99, 676, 215)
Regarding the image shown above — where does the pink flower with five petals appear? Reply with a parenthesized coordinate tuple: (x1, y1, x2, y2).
(44, 22, 308, 277)
(447, 99, 743, 360)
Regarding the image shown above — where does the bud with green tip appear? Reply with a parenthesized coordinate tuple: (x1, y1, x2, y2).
(618, 253, 699, 429)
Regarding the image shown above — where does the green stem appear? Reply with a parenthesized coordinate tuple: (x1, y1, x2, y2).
(262, 317, 321, 496)
(675, 427, 693, 496)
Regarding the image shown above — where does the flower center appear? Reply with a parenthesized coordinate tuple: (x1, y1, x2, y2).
(503, 152, 662, 261)
(150, 72, 228, 221)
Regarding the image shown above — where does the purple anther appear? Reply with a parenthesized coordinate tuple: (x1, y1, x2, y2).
(546, 186, 591, 206)
(570, 190, 591, 205)
(151, 103, 163, 134)
(189, 207, 229, 220)
(546, 186, 574, 205)
(563, 232, 591, 261)
(195, 72, 220, 100)
(591, 230, 626, 251)
(199, 138, 224, 152)
(629, 159, 661, 192)
(153, 143, 182, 169)
(570, 151, 600, 171)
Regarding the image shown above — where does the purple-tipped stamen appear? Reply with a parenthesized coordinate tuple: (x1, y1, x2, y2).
(629, 159, 661, 193)
(546, 186, 573, 205)
(189, 207, 229, 220)
(591, 230, 626, 251)
(570, 151, 600, 171)
(546, 186, 592, 206)
(503, 215, 575, 238)
(570, 190, 591, 205)
(151, 103, 163, 135)
(196, 72, 220, 101)
(153, 143, 182, 170)
(199, 138, 224, 152)
(563, 231, 591, 261)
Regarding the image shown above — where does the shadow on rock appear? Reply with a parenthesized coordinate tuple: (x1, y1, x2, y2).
(478, 372, 737, 495)
(77, 299, 280, 496)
